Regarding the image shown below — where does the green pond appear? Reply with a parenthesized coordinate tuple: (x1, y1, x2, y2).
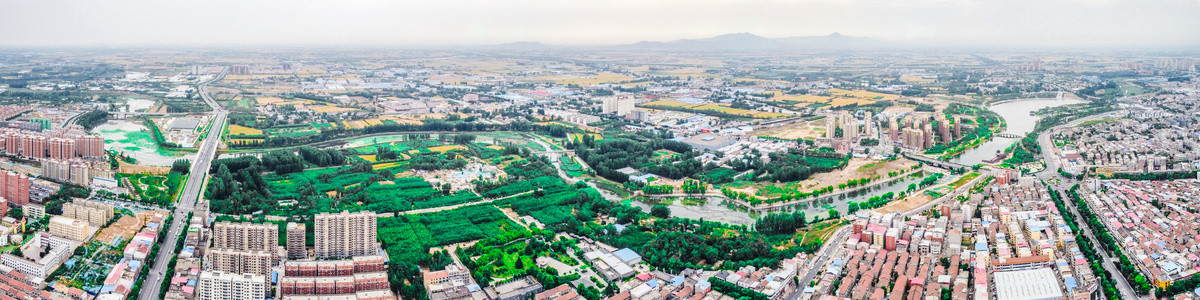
(92, 120, 193, 166)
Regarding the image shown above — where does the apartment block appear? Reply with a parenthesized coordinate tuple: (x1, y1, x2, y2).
(206, 248, 276, 276)
(0, 171, 30, 205)
(196, 270, 268, 300)
(213, 221, 280, 253)
(287, 222, 307, 259)
(279, 256, 391, 298)
(62, 199, 114, 226)
(48, 216, 91, 242)
(314, 211, 378, 259)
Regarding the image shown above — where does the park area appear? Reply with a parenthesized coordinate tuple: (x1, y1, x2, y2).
(263, 164, 483, 214)
(378, 205, 524, 266)
(116, 173, 184, 205)
(724, 157, 919, 201)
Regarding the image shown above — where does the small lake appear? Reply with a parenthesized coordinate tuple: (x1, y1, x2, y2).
(92, 120, 193, 166)
(951, 98, 1085, 166)
(628, 197, 757, 226)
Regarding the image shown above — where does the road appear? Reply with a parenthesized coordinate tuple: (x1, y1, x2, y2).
(138, 71, 228, 300)
(528, 135, 625, 202)
(1034, 110, 1140, 300)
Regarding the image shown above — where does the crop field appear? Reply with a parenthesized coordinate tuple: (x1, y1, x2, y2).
(379, 205, 525, 266)
(740, 158, 918, 199)
(569, 133, 603, 142)
(640, 100, 788, 119)
(348, 138, 447, 155)
(309, 104, 359, 113)
(486, 175, 603, 226)
(428, 145, 468, 153)
(559, 156, 587, 177)
(227, 124, 263, 136)
(265, 165, 481, 213)
(767, 89, 901, 108)
(254, 96, 314, 106)
(533, 72, 634, 86)
(263, 124, 320, 138)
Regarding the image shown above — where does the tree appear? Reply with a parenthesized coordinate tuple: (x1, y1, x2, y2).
(171, 159, 191, 174)
(650, 205, 671, 219)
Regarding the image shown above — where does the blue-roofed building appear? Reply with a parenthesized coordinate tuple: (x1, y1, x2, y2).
(613, 248, 642, 265)
(1064, 277, 1078, 292)
(671, 275, 685, 286)
(645, 279, 659, 288)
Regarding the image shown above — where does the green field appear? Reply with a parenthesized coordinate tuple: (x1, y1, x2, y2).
(379, 205, 525, 266)
(264, 165, 481, 214)
(461, 231, 579, 282)
(116, 173, 184, 205)
(559, 156, 587, 177)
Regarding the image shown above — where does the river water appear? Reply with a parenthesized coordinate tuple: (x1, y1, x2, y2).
(628, 172, 935, 226)
(951, 98, 1084, 166)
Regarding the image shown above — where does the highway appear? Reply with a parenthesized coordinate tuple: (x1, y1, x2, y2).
(138, 71, 227, 300)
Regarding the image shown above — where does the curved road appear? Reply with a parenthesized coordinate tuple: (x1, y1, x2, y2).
(1034, 110, 1140, 300)
(138, 71, 228, 300)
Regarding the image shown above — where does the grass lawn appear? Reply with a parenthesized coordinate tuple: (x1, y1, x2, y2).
(948, 172, 981, 189)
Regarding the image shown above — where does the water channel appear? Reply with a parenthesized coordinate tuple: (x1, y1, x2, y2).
(627, 172, 936, 226)
(950, 98, 1084, 166)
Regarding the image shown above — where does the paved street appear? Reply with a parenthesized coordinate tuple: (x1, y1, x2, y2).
(1034, 111, 1141, 300)
(138, 72, 227, 300)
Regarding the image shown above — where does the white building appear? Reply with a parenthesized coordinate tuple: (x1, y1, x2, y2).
(196, 270, 268, 300)
(601, 96, 634, 116)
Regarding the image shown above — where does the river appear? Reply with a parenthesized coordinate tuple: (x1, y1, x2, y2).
(951, 98, 1084, 166)
(92, 120, 193, 166)
(627, 172, 935, 226)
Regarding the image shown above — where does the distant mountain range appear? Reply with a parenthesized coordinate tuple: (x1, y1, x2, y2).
(622, 32, 882, 51)
(481, 33, 887, 51)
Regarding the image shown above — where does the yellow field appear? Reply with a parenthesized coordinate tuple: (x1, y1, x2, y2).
(830, 88, 901, 101)
(486, 145, 506, 151)
(310, 105, 359, 113)
(899, 76, 936, 84)
(641, 100, 787, 119)
(534, 72, 633, 86)
(227, 124, 263, 136)
(358, 155, 377, 162)
(569, 133, 603, 142)
(766, 89, 901, 108)
(769, 93, 833, 103)
(428, 145, 468, 153)
(373, 162, 402, 170)
(256, 96, 314, 106)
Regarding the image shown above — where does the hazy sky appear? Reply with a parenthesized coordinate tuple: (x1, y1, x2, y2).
(2, 0, 1198, 47)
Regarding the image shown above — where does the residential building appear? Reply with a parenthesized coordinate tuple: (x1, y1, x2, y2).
(196, 270, 268, 300)
(62, 199, 114, 226)
(48, 216, 91, 242)
(314, 211, 378, 259)
(287, 222, 306, 259)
